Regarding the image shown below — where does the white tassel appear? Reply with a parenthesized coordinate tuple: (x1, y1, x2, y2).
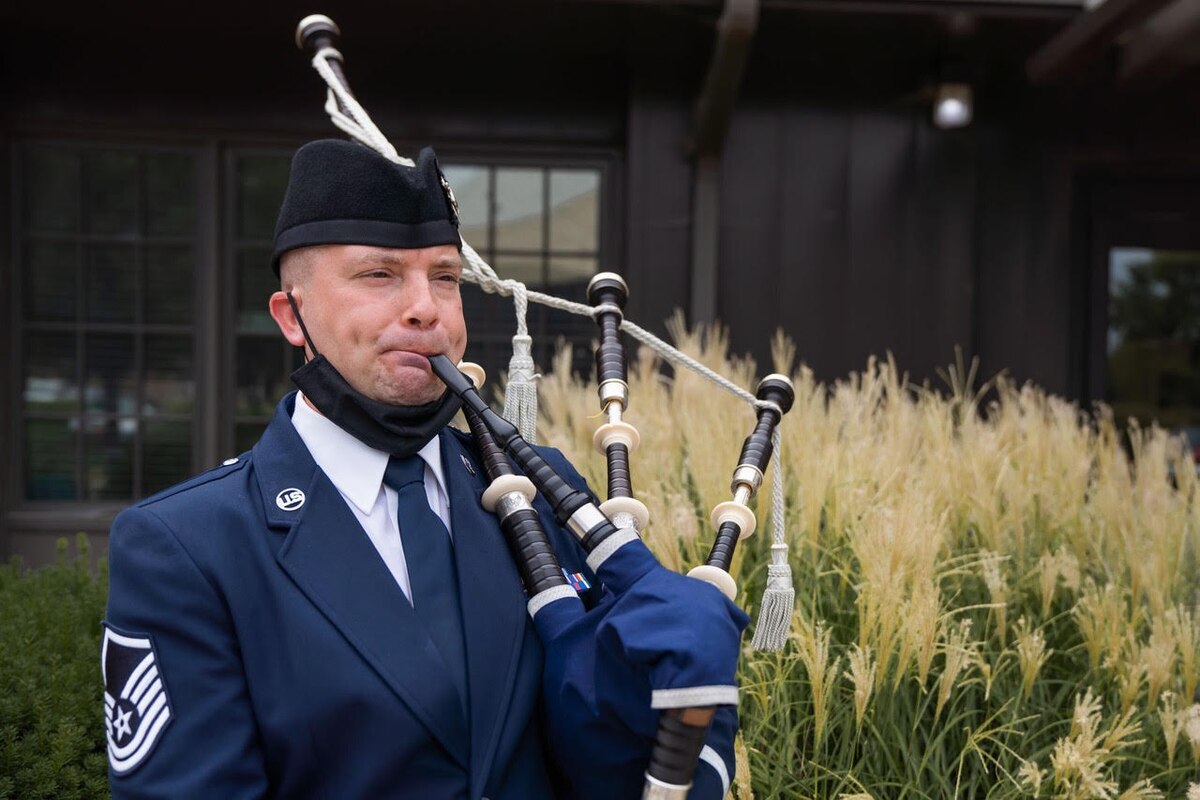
(751, 430, 793, 651)
(751, 544, 794, 651)
(502, 334, 539, 443)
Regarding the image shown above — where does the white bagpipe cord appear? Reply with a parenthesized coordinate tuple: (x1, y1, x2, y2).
(311, 48, 412, 166)
(460, 244, 540, 442)
(308, 44, 794, 650)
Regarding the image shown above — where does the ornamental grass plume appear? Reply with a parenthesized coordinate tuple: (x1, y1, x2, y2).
(1074, 581, 1131, 673)
(1013, 616, 1049, 700)
(844, 644, 875, 729)
(794, 615, 840, 751)
(1168, 606, 1200, 704)
(733, 731, 754, 800)
(1157, 691, 1181, 769)
(1184, 704, 1200, 761)
(532, 327, 1200, 798)
(980, 551, 1009, 644)
(1047, 688, 1144, 799)
(1116, 779, 1164, 800)
(1139, 617, 1177, 706)
(935, 619, 975, 720)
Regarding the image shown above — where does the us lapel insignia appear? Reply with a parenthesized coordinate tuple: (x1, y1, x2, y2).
(276, 488, 306, 511)
(102, 625, 174, 774)
(460, 454, 476, 476)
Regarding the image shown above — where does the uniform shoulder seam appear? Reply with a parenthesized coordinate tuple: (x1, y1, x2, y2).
(135, 457, 251, 508)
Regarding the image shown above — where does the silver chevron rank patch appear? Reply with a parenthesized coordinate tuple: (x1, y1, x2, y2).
(102, 625, 173, 774)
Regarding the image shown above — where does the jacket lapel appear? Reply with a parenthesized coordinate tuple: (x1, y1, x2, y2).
(441, 431, 530, 787)
(253, 397, 470, 768)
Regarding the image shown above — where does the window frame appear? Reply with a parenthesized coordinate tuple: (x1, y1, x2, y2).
(3, 134, 224, 540)
(1, 130, 623, 558)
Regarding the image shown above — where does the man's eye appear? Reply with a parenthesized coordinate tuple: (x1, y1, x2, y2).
(436, 274, 461, 285)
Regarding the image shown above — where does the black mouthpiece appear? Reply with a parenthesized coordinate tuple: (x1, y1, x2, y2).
(587, 272, 629, 309)
(296, 14, 341, 54)
(756, 374, 795, 414)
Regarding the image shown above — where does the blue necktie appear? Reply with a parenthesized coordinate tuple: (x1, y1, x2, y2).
(383, 455, 469, 716)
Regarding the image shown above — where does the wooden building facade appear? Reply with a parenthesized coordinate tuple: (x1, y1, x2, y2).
(3, 0, 1199, 562)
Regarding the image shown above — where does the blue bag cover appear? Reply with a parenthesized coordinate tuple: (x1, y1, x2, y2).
(531, 537, 749, 799)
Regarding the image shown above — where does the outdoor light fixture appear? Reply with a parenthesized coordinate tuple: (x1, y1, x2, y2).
(933, 82, 973, 129)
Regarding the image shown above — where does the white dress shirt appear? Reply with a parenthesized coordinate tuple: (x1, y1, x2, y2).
(290, 392, 452, 602)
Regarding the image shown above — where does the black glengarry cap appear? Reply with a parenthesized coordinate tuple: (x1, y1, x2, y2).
(271, 139, 461, 275)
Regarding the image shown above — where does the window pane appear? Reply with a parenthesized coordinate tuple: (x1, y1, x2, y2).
(25, 419, 77, 500)
(237, 336, 291, 416)
(146, 153, 196, 236)
(237, 155, 290, 240)
(144, 420, 192, 495)
(235, 422, 267, 454)
(495, 168, 543, 250)
(24, 241, 78, 321)
(86, 421, 135, 500)
(85, 334, 136, 414)
(85, 151, 138, 235)
(145, 336, 194, 414)
(494, 254, 543, 287)
(548, 256, 597, 287)
(25, 147, 80, 232)
(237, 248, 277, 332)
(442, 165, 489, 247)
(145, 245, 194, 324)
(87, 245, 137, 322)
(24, 333, 78, 411)
(1108, 248, 1200, 432)
(549, 170, 599, 252)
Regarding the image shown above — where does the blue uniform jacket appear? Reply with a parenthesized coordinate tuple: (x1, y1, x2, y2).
(105, 393, 734, 799)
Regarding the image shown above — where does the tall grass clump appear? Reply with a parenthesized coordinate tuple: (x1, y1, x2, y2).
(537, 317, 1200, 799)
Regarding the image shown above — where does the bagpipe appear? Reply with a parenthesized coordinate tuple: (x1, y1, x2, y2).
(294, 16, 796, 799)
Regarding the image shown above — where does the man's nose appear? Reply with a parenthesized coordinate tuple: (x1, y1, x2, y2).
(400, 275, 439, 328)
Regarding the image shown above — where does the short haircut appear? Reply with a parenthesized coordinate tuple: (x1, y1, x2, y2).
(278, 247, 319, 290)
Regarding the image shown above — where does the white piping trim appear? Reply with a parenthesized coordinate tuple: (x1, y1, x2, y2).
(527, 585, 578, 618)
(699, 745, 731, 797)
(650, 685, 739, 709)
(585, 527, 640, 572)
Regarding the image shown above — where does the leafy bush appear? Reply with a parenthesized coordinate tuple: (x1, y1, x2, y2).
(539, 321, 1200, 799)
(0, 536, 109, 800)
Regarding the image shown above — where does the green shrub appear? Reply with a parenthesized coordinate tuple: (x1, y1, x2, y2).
(0, 536, 109, 800)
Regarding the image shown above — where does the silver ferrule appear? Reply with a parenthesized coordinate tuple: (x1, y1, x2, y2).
(642, 774, 691, 800)
(730, 465, 763, 496)
(599, 379, 628, 410)
(495, 491, 534, 522)
(566, 504, 609, 541)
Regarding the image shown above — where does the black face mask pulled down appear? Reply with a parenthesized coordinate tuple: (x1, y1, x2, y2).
(286, 293, 462, 457)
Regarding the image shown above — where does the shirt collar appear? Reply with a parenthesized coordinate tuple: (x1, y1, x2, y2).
(291, 391, 447, 515)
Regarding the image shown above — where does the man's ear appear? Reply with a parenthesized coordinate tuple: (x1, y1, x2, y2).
(269, 291, 309, 349)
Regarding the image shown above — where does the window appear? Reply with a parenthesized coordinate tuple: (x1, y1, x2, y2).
(229, 151, 302, 453)
(1108, 247, 1200, 462)
(10, 140, 610, 510)
(444, 164, 603, 378)
(17, 143, 199, 501)
(227, 155, 608, 452)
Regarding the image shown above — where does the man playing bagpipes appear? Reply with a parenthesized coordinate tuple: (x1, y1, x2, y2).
(102, 16, 794, 800)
